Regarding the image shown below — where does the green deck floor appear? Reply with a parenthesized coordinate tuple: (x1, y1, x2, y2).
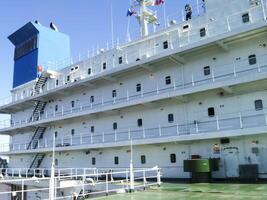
(91, 183, 267, 200)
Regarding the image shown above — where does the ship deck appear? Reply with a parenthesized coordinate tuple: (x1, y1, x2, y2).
(91, 182, 267, 200)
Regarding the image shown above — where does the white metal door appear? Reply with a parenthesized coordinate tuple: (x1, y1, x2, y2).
(224, 148, 239, 178)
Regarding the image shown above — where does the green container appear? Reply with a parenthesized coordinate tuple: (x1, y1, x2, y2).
(184, 159, 219, 173)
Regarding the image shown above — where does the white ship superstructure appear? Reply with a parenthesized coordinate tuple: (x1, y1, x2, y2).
(1, 0, 267, 198)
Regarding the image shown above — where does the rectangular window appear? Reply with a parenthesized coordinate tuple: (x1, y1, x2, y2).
(200, 28, 206, 37)
(55, 131, 58, 138)
(137, 118, 143, 127)
(163, 41, 169, 49)
(71, 129, 75, 136)
(91, 126, 95, 133)
(113, 122, 118, 130)
(71, 101, 75, 108)
(165, 76, 171, 85)
(88, 68, 92, 75)
(136, 83, 141, 92)
(14, 36, 38, 60)
(118, 57, 123, 64)
(92, 157, 96, 165)
(204, 66, 211, 76)
(170, 154, 176, 163)
(242, 13, 250, 23)
(114, 156, 119, 165)
(103, 62, 107, 70)
(55, 105, 58, 112)
(90, 96, 94, 103)
(56, 79, 59, 86)
(255, 100, 263, 111)
(168, 114, 174, 123)
(67, 76, 70, 82)
(141, 155, 146, 164)
(112, 90, 117, 98)
(248, 54, 257, 65)
(208, 107, 215, 117)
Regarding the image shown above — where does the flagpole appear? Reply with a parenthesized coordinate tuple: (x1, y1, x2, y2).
(163, 1, 167, 28)
(111, 4, 115, 48)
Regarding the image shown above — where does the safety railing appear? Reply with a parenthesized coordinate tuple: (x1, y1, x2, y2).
(2, 107, 267, 153)
(0, 4, 265, 108)
(0, 167, 161, 200)
(1, 52, 267, 130)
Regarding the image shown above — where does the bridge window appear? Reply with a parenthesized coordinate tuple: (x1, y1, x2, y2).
(208, 107, 215, 117)
(136, 83, 142, 92)
(91, 126, 95, 133)
(71, 129, 75, 136)
(90, 96, 94, 103)
(92, 157, 96, 165)
(248, 54, 257, 65)
(242, 13, 250, 23)
(255, 99, 263, 111)
(204, 66, 211, 76)
(114, 156, 119, 165)
(112, 90, 117, 98)
(168, 114, 174, 123)
(14, 36, 38, 60)
(113, 122, 118, 130)
(200, 28, 206, 37)
(163, 41, 169, 49)
(141, 155, 146, 164)
(103, 62, 107, 70)
(88, 68, 92, 75)
(165, 76, 171, 85)
(71, 101, 75, 108)
(137, 118, 143, 127)
(170, 154, 176, 163)
(118, 56, 123, 64)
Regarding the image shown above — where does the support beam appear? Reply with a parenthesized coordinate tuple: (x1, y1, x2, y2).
(139, 64, 153, 72)
(168, 55, 186, 65)
(216, 41, 229, 52)
(101, 76, 117, 83)
(172, 96, 188, 103)
(221, 86, 233, 94)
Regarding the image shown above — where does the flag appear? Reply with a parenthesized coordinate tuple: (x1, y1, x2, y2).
(155, 0, 165, 5)
(127, 8, 136, 16)
(144, 0, 155, 6)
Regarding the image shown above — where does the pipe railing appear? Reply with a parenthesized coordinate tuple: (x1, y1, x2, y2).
(0, 167, 161, 200)
(2, 107, 267, 153)
(0, 4, 265, 107)
(2, 52, 267, 130)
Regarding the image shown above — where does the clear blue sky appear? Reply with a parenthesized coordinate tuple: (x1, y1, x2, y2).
(0, 0, 195, 144)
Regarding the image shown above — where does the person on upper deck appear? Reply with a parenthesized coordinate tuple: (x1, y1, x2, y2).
(185, 4, 192, 21)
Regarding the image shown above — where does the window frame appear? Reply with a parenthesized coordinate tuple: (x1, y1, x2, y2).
(248, 54, 257, 65)
(204, 66, 211, 76)
(170, 154, 176, 163)
(255, 99, 263, 111)
(114, 156, 119, 165)
(141, 155, 146, 164)
(200, 28, 206, 37)
(137, 118, 143, 127)
(165, 76, 171, 85)
(208, 107, 215, 117)
(136, 83, 142, 92)
(168, 113, 174, 123)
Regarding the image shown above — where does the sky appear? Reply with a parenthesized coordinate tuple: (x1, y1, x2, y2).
(0, 0, 195, 145)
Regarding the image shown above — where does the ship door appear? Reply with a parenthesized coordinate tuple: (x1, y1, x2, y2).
(224, 148, 239, 178)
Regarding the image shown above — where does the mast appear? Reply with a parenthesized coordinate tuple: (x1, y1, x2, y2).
(139, 0, 149, 37)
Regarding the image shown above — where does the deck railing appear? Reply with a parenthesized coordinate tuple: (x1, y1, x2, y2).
(0, 52, 267, 130)
(0, 167, 161, 200)
(1, 107, 267, 153)
(0, 4, 265, 108)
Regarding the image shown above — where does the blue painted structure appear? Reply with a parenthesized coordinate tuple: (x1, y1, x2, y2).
(8, 22, 71, 88)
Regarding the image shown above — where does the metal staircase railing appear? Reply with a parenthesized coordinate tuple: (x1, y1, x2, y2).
(30, 101, 47, 122)
(28, 153, 46, 171)
(34, 74, 48, 95)
(27, 127, 47, 150)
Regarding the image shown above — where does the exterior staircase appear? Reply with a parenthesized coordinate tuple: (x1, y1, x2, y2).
(33, 74, 48, 95)
(29, 153, 46, 170)
(27, 127, 47, 150)
(30, 101, 47, 122)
